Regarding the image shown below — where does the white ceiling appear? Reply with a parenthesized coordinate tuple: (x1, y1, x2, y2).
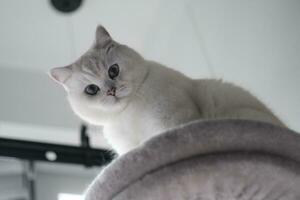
(0, 0, 299, 146)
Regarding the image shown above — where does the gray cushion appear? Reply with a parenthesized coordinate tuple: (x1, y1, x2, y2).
(84, 120, 300, 200)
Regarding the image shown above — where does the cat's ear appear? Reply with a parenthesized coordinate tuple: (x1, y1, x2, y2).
(95, 25, 112, 46)
(49, 66, 72, 85)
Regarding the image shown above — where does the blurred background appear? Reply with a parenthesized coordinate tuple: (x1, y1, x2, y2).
(0, 0, 299, 199)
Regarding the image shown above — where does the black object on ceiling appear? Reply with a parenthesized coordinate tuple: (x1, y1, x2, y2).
(50, 0, 83, 13)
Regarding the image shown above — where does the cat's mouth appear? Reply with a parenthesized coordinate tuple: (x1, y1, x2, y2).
(104, 85, 131, 102)
(100, 85, 131, 110)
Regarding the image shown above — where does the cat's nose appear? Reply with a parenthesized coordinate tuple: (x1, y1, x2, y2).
(107, 87, 116, 96)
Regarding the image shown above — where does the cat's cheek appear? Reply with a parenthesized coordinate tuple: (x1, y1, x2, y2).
(68, 99, 110, 125)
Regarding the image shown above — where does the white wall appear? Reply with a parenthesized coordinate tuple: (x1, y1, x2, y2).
(35, 162, 100, 200)
(0, 175, 27, 200)
(189, 0, 300, 129)
(0, 158, 100, 200)
(36, 166, 99, 200)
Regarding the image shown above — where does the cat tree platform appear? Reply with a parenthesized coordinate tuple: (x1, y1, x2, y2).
(85, 119, 300, 200)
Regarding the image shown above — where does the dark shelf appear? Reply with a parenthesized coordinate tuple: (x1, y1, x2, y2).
(0, 137, 114, 167)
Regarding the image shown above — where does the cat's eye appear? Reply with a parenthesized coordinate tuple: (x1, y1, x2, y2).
(108, 64, 119, 79)
(85, 84, 100, 95)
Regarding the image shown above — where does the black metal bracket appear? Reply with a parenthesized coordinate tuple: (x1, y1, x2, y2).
(80, 124, 100, 167)
(80, 124, 90, 148)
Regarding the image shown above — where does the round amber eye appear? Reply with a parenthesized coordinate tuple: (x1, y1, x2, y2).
(84, 84, 100, 95)
(108, 64, 119, 79)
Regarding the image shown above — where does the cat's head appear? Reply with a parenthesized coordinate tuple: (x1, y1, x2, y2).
(49, 25, 147, 125)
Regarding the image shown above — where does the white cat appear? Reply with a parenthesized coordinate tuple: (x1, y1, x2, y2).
(50, 25, 285, 155)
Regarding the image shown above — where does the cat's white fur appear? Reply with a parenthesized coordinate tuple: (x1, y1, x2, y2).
(50, 26, 285, 155)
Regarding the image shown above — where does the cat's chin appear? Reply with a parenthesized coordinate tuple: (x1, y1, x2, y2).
(103, 95, 118, 104)
(100, 96, 129, 112)
(70, 99, 129, 126)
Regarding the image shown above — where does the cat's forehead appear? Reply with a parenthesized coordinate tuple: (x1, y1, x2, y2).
(77, 42, 116, 65)
(80, 51, 100, 66)
(75, 49, 104, 74)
